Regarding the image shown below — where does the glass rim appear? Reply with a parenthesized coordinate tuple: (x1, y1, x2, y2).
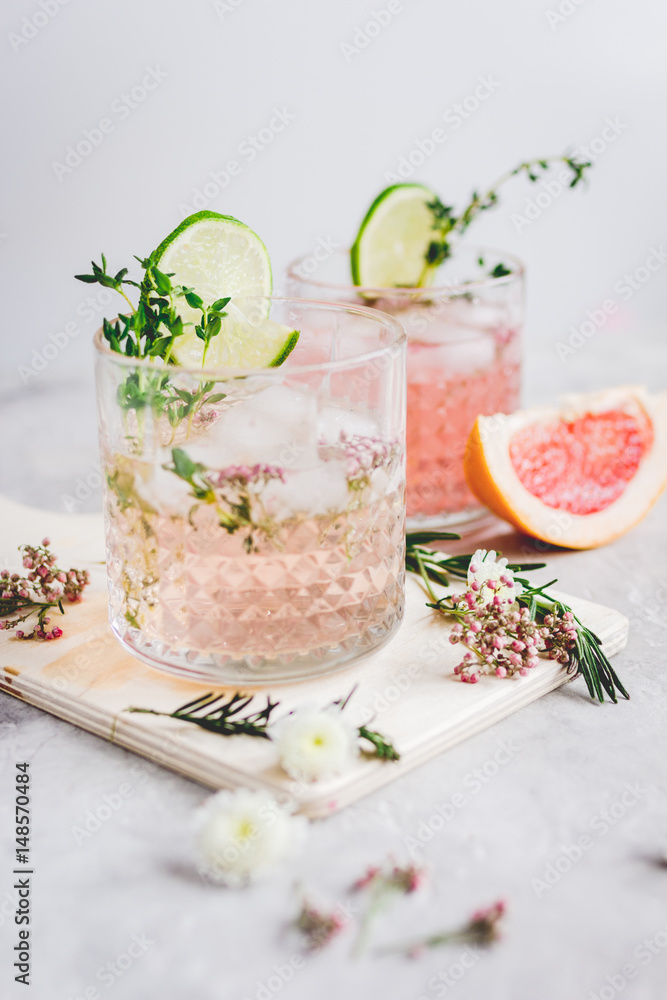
(286, 244, 525, 297)
(93, 295, 406, 378)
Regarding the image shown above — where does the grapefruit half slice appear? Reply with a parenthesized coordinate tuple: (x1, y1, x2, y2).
(464, 386, 667, 548)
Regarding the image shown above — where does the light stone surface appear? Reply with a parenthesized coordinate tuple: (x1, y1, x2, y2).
(0, 361, 666, 1000)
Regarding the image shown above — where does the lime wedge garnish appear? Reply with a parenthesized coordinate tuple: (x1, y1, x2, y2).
(151, 210, 290, 367)
(175, 300, 299, 369)
(351, 183, 437, 288)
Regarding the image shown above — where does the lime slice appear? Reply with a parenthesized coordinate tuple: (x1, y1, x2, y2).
(151, 211, 277, 365)
(351, 183, 437, 288)
(169, 300, 299, 369)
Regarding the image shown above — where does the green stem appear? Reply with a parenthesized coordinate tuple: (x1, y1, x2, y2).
(118, 287, 136, 313)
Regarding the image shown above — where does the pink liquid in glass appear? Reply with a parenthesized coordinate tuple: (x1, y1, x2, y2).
(406, 326, 521, 522)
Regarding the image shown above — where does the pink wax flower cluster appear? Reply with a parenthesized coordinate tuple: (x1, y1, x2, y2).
(343, 434, 397, 488)
(209, 463, 286, 488)
(296, 900, 346, 951)
(448, 549, 578, 684)
(0, 539, 90, 640)
(353, 860, 426, 896)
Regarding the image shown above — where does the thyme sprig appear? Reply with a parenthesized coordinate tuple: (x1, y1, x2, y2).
(76, 254, 230, 363)
(420, 152, 592, 283)
(126, 691, 279, 739)
(76, 255, 230, 433)
(405, 532, 628, 704)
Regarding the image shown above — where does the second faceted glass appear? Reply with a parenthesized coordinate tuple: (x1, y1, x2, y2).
(288, 247, 523, 529)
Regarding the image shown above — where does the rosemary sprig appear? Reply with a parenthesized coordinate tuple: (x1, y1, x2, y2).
(126, 691, 280, 739)
(406, 530, 545, 598)
(358, 726, 400, 761)
(332, 686, 400, 761)
(405, 533, 628, 704)
(515, 583, 629, 704)
(419, 152, 592, 283)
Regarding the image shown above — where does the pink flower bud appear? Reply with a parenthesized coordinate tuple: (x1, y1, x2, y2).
(37, 566, 48, 578)
(56, 572, 67, 583)
(16, 630, 24, 639)
(52, 627, 63, 638)
(42, 537, 50, 547)
(519, 667, 528, 677)
(495, 666, 507, 678)
(469, 673, 479, 684)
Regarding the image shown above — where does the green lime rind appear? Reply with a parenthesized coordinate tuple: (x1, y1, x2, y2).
(351, 182, 437, 288)
(151, 210, 272, 293)
(269, 329, 299, 367)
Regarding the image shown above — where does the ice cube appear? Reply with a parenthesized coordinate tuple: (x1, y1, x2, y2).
(262, 460, 350, 519)
(133, 461, 193, 515)
(407, 332, 496, 381)
(186, 386, 319, 469)
(317, 405, 380, 445)
(244, 385, 318, 437)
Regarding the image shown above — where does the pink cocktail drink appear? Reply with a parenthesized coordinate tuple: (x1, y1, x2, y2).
(287, 247, 524, 528)
(405, 306, 521, 522)
(95, 299, 406, 684)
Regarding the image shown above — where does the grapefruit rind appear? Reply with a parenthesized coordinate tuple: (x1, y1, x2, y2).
(464, 386, 667, 549)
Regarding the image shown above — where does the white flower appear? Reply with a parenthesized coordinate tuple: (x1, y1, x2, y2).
(276, 707, 359, 782)
(467, 548, 519, 603)
(195, 788, 306, 886)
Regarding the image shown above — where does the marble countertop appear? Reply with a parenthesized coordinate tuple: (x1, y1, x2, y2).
(1, 369, 666, 1000)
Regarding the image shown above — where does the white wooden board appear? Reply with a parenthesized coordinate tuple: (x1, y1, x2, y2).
(0, 495, 628, 817)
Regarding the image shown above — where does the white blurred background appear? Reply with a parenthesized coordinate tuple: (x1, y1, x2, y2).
(2, 0, 666, 509)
